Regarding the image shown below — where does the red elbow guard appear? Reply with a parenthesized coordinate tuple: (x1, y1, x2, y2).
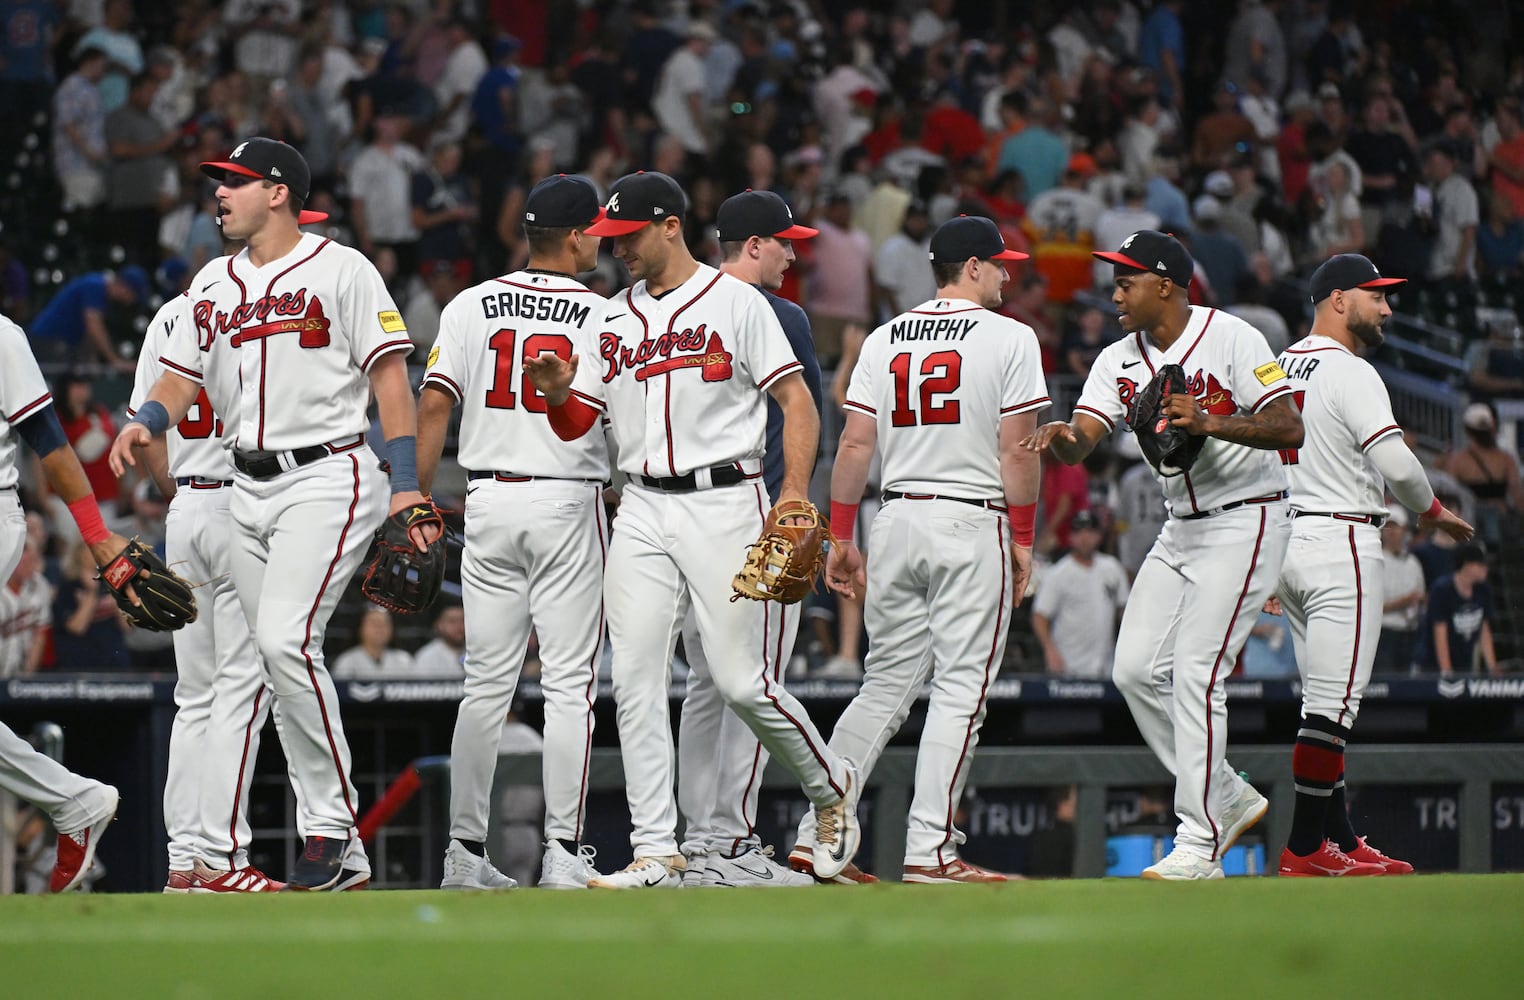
(547, 394, 598, 440)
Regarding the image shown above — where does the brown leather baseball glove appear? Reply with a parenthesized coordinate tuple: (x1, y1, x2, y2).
(730, 499, 830, 604)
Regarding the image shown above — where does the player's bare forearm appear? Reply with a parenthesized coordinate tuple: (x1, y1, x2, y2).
(147, 371, 202, 425)
(144, 438, 175, 500)
(39, 447, 97, 505)
(770, 373, 819, 500)
(1481, 623, 1499, 675)
(1434, 622, 1453, 675)
(999, 411, 1041, 507)
(831, 411, 877, 505)
(416, 386, 454, 497)
(369, 354, 418, 441)
(1197, 396, 1303, 450)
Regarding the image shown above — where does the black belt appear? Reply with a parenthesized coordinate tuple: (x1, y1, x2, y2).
(175, 477, 234, 489)
(1293, 510, 1388, 528)
(1177, 490, 1289, 521)
(233, 435, 366, 481)
(467, 471, 602, 484)
(634, 464, 749, 493)
(882, 490, 1004, 512)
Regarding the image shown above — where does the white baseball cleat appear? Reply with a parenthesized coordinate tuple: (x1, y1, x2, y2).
(680, 852, 709, 888)
(440, 839, 518, 890)
(1220, 780, 1269, 852)
(586, 855, 685, 889)
(809, 760, 862, 880)
(702, 846, 814, 887)
(539, 840, 601, 889)
(1141, 846, 1225, 881)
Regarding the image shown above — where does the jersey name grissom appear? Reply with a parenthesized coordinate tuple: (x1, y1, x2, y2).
(423, 271, 609, 480)
(567, 263, 802, 479)
(843, 297, 1050, 500)
(1277, 334, 1403, 517)
(1076, 306, 1292, 515)
(162, 232, 413, 454)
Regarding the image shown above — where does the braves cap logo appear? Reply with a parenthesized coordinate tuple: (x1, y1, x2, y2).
(1122, 232, 1137, 248)
(607, 192, 621, 213)
(231, 141, 248, 159)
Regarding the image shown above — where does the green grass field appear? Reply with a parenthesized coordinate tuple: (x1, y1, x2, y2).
(4, 876, 1522, 999)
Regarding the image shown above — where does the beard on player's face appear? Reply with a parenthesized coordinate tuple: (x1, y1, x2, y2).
(1347, 295, 1387, 347)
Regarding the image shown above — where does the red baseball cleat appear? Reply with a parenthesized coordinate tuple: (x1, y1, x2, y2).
(903, 858, 1013, 884)
(191, 859, 286, 892)
(1346, 837, 1414, 875)
(164, 870, 195, 894)
(787, 844, 879, 884)
(1278, 840, 1386, 877)
(50, 788, 119, 893)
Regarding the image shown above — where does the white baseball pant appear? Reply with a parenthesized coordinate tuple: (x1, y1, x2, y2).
(1112, 501, 1291, 860)
(1277, 517, 1384, 726)
(794, 497, 1007, 867)
(448, 478, 606, 846)
(229, 451, 386, 840)
(677, 600, 801, 859)
(606, 480, 851, 859)
(0, 491, 116, 832)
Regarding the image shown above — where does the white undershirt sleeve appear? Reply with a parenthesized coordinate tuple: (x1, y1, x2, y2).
(1366, 434, 1436, 513)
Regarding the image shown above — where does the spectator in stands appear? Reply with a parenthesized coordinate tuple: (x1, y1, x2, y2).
(224, 0, 301, 93)
(1189, 196, 1250, 306)
(73, 0, 142, 114)
(1115, 456, 1168, 578)
(52, 538, 129, 672)
(411, 139, 476, 280)
(1031, 510, 1129, 678)
(1375, 508, 1427, 675)
(1025, 153, 1104, 304)
(1346, 93, 1417, 227)
(432, 16, 487, 145)
(806, 192, 872, 365)
(1466, 311, 1524, 405)
(872, 201, 934, 316)
(996, 94, 1067, 200)
(1241, 609, 1296, 679)
(1425, 544, 1500, 676)
(1138, 0, 1185, 112)
(1118, 96, 1165, 185)
(104, 71, 177, 266)
(52, 46, 111, 214)
(1144, 149, 1191, 234)
(1001, 271, 1059, 373)
(350, 108, 424, 277)
(1276, 90, 1318, 207)
(1477, 193, 1524, 279)
(1062, 305, 1110, 379)
(1221, 0, 1287, 99)
(1307, 159, 1365, 260)
(1192, 82, 1255, 171)
(1486, 100, 1524, 222)
(0, 538, 51, 677)
(1424, 142, 1480, 281)
(403, 260, 467, 358)
(331, 605, 416, 679)
(279, 48, 339, 191)
(653, 21, 716, 162)
(1442, 403, 1522, 547)
(413, 603, 467, 678)
(1038, 450, 1091, 557)
(25, 268, 146, 371)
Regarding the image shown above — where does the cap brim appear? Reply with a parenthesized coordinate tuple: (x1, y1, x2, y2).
(775, 223, 818, 239)
(991, 248, 1029, 261)
(584, 216, 651, 237)
(297, 210, 329, 225)
(200, 160, 263, 182)
(1092, 250, 1150, 271)
(1358, 277, 1406, 289)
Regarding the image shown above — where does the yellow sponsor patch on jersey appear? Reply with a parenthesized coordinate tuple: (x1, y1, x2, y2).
(378, 310, 406, 333)
(427, 345, 440, 368)
(1254, 361, 1288, 386)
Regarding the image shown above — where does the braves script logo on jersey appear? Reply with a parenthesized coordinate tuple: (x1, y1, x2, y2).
(1115, 369, 1237, 414)
(601, 326, 734, 383)
(194, 291, 330, 351)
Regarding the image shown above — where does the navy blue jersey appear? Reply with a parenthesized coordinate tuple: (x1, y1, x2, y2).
(761, 289, 823, 501)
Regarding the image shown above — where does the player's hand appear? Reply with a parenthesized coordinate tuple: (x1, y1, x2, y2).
(1010, 542, 1033, 608)
(1162, 392, 1208, 435)
(1021, 421, 1077, 453)
(1044, 648, 1065, 674)
(88, 533, 142, 608)
(108, 423, 152, 477)
(775, 491, 813, 526)
(523, 352, 579, 405)
(1419, 504, 1473, 543)
(389, 491, 443, 551)
(1263, 596, 1283, 616)
(826, 540, 865, 600)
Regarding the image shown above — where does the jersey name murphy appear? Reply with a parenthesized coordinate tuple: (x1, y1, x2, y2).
(600, 324, 733, 383)
(1116, 369, 1240, 414)
(479, 289, 591, 325)
(889, 317, 978, 342)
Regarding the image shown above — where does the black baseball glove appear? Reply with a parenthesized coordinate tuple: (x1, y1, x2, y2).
(361, 502, 447, 615)
(99, 537, 198, 631)
(1126, 363, 1206, 478)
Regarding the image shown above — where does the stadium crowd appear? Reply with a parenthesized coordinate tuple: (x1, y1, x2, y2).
(0, 0, 1519, 681)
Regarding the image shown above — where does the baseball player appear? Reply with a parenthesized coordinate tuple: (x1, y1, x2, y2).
(109, 137, 434, 890)
(1024, 230, 1303, 880)
(674, 189, 822, 888)
(524, 170, 863, 887)
(1273, 254, 1472, 877)
(791, 215, 1046, 883)
(417, 174, 611, 890)
(1, 320, 126, 891)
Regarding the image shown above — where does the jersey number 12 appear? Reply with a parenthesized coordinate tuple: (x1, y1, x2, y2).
(485, 328, 574, 412)
(890, 350, 962, 427)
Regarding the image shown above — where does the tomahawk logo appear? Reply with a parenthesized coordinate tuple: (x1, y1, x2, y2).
(1122, 232, 1138, 249)
(607, 192, 621, 213)
(231, 141, 248, 158)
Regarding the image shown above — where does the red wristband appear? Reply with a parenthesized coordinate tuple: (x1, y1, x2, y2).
(1426, 497, 1443, 518)
(830, 501, 859, 543)
(547, 394, 598, 440)
(67, 495, 110, 546)
(1010, 502, 1037, 548)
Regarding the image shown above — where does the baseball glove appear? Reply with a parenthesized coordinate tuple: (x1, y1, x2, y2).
(99, 537, 198, 631)
(1126, 363, 1206, 478)
(361, 502, 447, 615)
(730, 499, 829, 604)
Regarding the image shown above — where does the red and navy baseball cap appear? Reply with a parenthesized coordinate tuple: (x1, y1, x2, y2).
(715, 189, 817, 241)
(927, 215, 1029, 264)
(585, 171, 687, 237)
(1093, 229, 1193, 286)
(1309, 253, 1406, 303)
(524, 174, 605, 229)
(200, 137, 313, 201)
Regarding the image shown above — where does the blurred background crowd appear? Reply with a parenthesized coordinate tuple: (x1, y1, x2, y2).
(0, 0, 1519, 683)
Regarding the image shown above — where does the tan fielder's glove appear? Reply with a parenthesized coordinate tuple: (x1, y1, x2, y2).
(730, 499, 830, 604)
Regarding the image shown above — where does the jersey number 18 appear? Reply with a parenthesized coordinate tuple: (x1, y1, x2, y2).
(484, 328, 574, 412)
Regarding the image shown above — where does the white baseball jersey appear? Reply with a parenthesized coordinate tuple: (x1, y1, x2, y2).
(0, 317, 52, 489)
(1276, 335, 1402, 517)
(423, 270, 609, 479)
(1076, 306, 1292, 514)
(164, 233, 412, 452)
(129, 294, 236, 481)
(566, 264, 800, 478)
(843, 297, 1050, 499)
